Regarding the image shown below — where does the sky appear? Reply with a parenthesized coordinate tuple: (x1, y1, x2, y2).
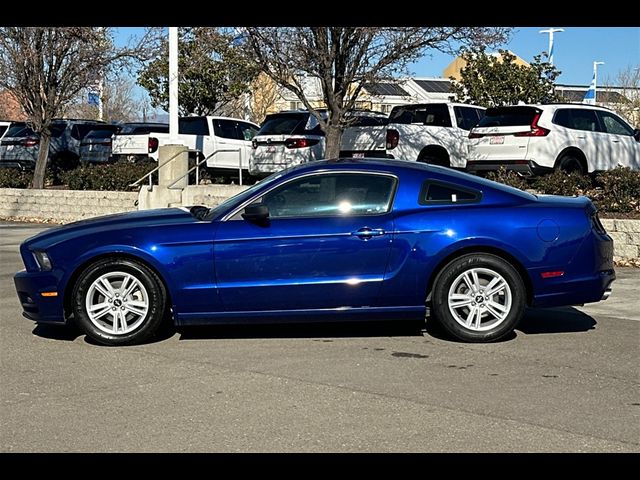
(114, 27, 639, 107)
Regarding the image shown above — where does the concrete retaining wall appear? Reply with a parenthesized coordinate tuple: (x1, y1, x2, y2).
(0, 188, 138, 223)
(1, 186, 639, 261)
(600, 219, 640, 260)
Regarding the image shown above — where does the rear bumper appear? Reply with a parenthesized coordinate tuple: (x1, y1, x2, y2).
(531, 269, 616, 308)
(14, 270, 66, 324)
(466, 160, 552, 176)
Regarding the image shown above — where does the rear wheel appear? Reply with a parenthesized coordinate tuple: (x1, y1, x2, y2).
(557, 153, 586, 175)
(431, 254, 525, 342)
(418, 151, 450, 168)
(71, 258, 167, 346)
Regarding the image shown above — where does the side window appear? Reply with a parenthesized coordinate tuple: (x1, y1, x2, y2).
(423, 104, 452, 128)
(179, 117, 210, 135)
(213, 119, 241, 140)
(0, 125, 8, 137)
(554, 109, 599, 132)
(454, 107, 482, 131)
(419, 181, 480, 205)
(597, 111, 634, 136)
(237, 122, 258, 141)
(261, 173, 396, 218)
(50, 124, 66, 138)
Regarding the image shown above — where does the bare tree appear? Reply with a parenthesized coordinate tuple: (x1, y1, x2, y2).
(246, 27, 511, 158)
(65, 73, 147, 123)
(0, 27, 161, 188)
(603, 66, 640, 126)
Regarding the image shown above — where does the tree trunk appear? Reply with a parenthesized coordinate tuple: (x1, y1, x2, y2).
(324, 124, 343, 159)
(30, 132, 51, 189)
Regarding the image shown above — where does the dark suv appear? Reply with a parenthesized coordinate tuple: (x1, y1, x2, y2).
(0, 119, 106, 170)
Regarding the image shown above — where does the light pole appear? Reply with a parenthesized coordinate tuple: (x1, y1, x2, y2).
(169, 27, 179, 142)
(539, 28, 564, 65)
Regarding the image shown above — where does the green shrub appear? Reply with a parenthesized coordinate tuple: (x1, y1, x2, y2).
(591, 167, 640, 214)
(60, 161, 157, 191)
(532, 169, 593, 196)
(0, 168, 33, 188)
(485, 167, 529, 191)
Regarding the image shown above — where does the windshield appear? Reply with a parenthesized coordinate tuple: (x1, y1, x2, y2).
(204, 171, 287, 221)
(85, 127, 119, 139)
(258, 113, 309, 135)
(477, 107, 540, 127)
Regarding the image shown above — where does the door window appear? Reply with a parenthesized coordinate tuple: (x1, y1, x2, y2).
(597, 111, 634, 136)
(237, 121, 259, 141)
(552, 109, 599, 132)
(260, 173, 396, 219)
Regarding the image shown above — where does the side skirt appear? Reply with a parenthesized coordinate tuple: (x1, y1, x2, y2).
(176, 306, 426, 326)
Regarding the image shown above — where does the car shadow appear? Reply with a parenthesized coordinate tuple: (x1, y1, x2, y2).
(32, 323, 83, 342)
(517, 306, 597, 334)
(178, 320, 426, 341)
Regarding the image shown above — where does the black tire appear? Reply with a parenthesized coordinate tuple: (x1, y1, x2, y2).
(431, 253, 525, 343)
(71, 258, 167, 346)
(557, 154, 586, 175)
(419, 153, 450, 168)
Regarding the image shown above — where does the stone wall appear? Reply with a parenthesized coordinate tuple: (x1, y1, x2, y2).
(1, 186, 638, 261)
(600, 219, 640, 260)
(0, 188, 138, 223)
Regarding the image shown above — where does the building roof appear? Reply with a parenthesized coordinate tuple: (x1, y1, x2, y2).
(412, 79, 452, 94)
(364, 82, 409, 97)
(556, 88, 627, 104)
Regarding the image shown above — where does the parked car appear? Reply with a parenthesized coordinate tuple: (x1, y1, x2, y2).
(382, 103, 486, 168)
(466, 104, 640, 175)
(111, 116, 259, 179)
(15, 158, 614, 346)
(0, 118, 106, 170)
(0, 121, 11, 139)
(79, 124, 122, 164)
(108, 122, 169, 163)
(249, 109, 390, 177)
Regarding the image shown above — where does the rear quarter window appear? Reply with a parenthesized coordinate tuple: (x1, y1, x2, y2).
(419, 180, 481, 205)
(179, 117, 210, 135)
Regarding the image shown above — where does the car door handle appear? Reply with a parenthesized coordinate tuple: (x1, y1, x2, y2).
(576, 136, 587, 139)
(612, 140, 621, 143)
(352, 228, 386, 239)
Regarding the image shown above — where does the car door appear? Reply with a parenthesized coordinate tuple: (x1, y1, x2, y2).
(209, 119, 245, 170)
(596, 110, 640, 169)
(236, 121, 259, 169)
(213, 171, 397, 312)
(552, 108, 605, 170)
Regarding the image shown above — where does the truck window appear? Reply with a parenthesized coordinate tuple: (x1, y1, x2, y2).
(213, 119, 241, 140)
(179, 117, 210, 136)
(237, 122, 258, 141)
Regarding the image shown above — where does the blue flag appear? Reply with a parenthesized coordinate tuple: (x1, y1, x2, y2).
(583, 72, 596, 105)
(88, 91, 100, 106)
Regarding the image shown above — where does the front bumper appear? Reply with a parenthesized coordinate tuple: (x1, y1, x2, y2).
(466, 160, 552, 176)
(14, 270, 66, 324)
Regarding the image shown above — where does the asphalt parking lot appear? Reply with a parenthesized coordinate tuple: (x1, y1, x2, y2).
(1, 222, 638, 452)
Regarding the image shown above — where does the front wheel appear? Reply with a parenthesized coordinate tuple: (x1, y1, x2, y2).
(431, 254, 525, 342)
(71, 258, 167, 346)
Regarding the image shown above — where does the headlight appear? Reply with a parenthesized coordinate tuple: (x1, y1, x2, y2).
(33, 251, 52, 271)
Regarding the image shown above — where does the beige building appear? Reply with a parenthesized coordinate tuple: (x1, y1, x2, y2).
(443, 51, 530, 81)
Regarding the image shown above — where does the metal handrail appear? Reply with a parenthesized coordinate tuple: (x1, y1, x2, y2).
(129, 147, 244, 189)
(167, 148, 240, 189)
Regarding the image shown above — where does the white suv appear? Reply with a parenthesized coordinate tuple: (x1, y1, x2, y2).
(466, 104, 640, 175)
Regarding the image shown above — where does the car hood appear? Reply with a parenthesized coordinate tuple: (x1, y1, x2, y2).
(24, 207, 199, 250)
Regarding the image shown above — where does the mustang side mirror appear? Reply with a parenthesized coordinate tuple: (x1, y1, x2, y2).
(242, 204, 270, 223)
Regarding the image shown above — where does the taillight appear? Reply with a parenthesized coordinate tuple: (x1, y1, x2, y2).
(285, 138, 319, 149)
(386, 129, 399, 150)
(514, 113, 550, 137)
(468, 131, 483, 139)
(252, 139, 258, 149)
(21, 137, 39, 147)
(148, 137, 159, 153)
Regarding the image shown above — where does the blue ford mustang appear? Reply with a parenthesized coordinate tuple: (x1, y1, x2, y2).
(14, 159, 615, 346)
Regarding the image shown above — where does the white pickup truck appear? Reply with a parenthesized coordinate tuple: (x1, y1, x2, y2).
(112, 116, 260, 176)
(381, 103, 486, 168)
